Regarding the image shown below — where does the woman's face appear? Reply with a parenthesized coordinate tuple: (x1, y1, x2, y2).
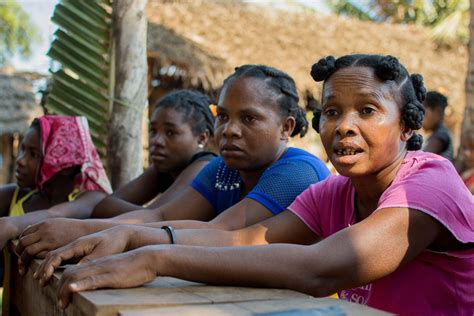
(16, 127, 42, 188)
(320, 66, 409, 178)
(422, 105, 441, 131)
(215, 76, 292, 171)
(149, 107, 206, 173)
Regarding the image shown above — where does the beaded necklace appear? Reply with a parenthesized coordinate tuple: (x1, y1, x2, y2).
(214, 161, 241, 191)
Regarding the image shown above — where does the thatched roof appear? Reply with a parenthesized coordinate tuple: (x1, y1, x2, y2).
(146, 0, 467, 136)
(0, 68, 43, 134)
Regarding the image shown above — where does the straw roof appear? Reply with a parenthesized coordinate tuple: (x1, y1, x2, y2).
(0, 68, 42, 134)
(146, 0, 467, 135)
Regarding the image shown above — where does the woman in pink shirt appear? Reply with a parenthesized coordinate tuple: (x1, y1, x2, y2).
(35, 55, 473, 315)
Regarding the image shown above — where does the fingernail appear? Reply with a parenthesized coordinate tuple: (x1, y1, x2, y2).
(33, 272, 37, 278)
(19, 268, 24, 275)
(70, 283, 77, 290)
(58, 300, 64, 309)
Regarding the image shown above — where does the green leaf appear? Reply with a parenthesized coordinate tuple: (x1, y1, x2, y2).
(45, 0, 113, 159)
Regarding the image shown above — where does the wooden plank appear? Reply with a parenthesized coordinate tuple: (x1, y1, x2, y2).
(3, 243, 312, 316)
(119, 297, 393, 316)
(158, 277, 310, 304)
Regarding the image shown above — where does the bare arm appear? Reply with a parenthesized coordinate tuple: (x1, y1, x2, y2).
(110, 187, 215, 224)
(19, 186, 287, 261)
(91, 166, 163, 218)
(0, 190, 106, 249)
(34, 210, 318, 283)
(150, 207, 442, 296)
(16, 187, 215, 258)
(132, 210, 318, 248)
(51, 207, 444, 308)
(141, 194, 279, 231)
(92, 160, 210, 218)
(146, 160, 210, 209)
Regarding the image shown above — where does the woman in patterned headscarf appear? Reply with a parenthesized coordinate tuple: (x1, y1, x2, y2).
(0, 115, 111, 251)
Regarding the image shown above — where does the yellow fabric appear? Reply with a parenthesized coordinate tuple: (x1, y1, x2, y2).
(8, 187, 36, 217)
(68, 189, 81, 201)
(8, 187, 80, 217)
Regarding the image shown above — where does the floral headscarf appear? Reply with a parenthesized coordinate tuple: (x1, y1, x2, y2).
(36, 115, 112, 193)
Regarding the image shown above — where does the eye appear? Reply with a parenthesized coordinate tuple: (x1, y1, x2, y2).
(165, 130, 176, 137)
(216, 113, 228, 121)
(361, 107, 376, 115)
(243, 115, 256, 123)
(324, 108, 339, 117)
(149, 128, 157, 136)
(30, 151, 41, 160)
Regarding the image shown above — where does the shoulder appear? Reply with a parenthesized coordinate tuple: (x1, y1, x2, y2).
(398, 151, 456, 178)
(281, 147, 320, 161)
(191, 156, 232, 186)
(0, 183, 21, 201)
(0, 183, 20, 216)
(391, 151, 464, 193)
(431, 125, 452, 141)
(289, 175, 351, 212)
(379, 151, 473, 242)
(302, 174, 351, 200)
(190, 151, 217, 163)
(268, 147, 330, 175)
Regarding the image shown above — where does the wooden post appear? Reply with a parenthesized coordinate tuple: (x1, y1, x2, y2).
(459, 0, 474, 165)
(107, 0, 148, 189)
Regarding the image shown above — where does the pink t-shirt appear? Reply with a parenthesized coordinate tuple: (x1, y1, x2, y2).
(289, 151, 474, 315)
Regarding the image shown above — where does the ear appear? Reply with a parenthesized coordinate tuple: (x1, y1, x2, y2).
(281, 116, 296, 141)
(400, 123, 413, 142)
(197, 130, 210, 147)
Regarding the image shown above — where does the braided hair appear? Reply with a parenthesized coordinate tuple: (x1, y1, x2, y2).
(153, 90, 214, 137)
(222, 64, 308, 137)
(310, 54, 426, 150)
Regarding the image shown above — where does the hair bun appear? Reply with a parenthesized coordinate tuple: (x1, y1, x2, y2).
(311, 108, 321, 133)
(410, 74, 426, 102)
(374, 55, 400, 81)
(407, 132, 423, 150)
(402, 101, 424, 130)
(310, 56, 336, 82)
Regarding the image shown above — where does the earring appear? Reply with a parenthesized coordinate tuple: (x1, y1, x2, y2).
(198, 143, 204, 149)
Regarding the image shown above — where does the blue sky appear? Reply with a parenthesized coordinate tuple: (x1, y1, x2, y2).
(11, 0, 330, 73)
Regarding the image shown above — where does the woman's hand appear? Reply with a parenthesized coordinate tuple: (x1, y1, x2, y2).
(55, 246, 159, 309)
(16, 218, 93, 274)
(33, 226, 134, 285)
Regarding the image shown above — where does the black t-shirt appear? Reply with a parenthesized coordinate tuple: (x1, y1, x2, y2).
(425, 124, 454, 162)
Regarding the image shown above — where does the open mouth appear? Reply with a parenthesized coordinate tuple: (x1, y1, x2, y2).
(335, 148, 363, 156)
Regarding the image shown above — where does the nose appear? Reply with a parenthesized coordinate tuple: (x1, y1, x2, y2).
(336, 112, 357, 137)
(16, 150, 27, 168)
(150, 133, 165, 148)
(222, 119, 241, 139)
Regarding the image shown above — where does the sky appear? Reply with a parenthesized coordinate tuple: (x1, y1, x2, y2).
(10, 0, 58, 73)
(10, 0, 330, 74)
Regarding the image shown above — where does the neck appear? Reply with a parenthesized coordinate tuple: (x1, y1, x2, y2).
(239, 145, 287, 195)
(169, 150, 203, 179)
(351, 150, 407, 220)
(41, 175, 77, 204)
